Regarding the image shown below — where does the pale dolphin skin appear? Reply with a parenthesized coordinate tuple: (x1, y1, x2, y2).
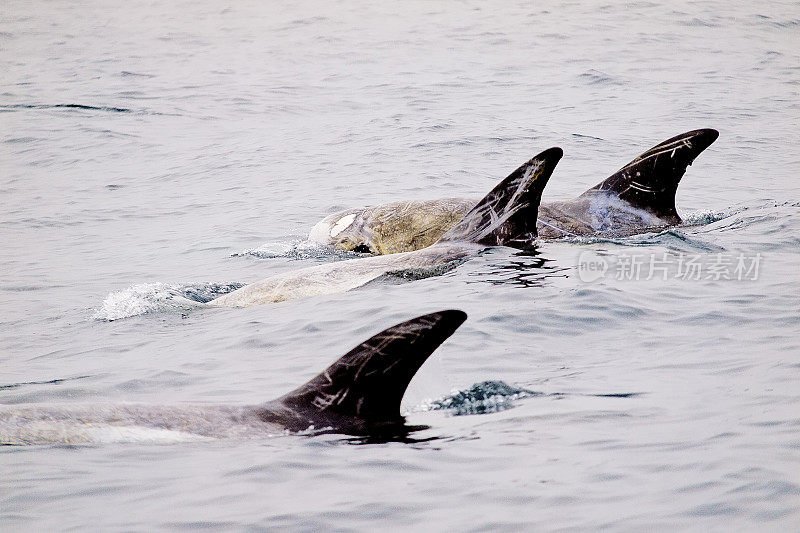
(0, 310, 466, 444)
(309, 129, 719, 254)
(209, 147, 563, 307)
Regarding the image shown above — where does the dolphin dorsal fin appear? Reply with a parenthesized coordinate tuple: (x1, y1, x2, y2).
(437, 147, 563, 248)
(264, 310, 467, 432)
(583, 128, 719, 223)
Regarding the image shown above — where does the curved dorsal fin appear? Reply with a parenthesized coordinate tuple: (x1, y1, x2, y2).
(438, 147, 563, 248)
(583, 129, 718, 223)
(262, 310, 467, 433)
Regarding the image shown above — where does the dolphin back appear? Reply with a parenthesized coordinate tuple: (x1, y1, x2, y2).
(437, 147, 563, 248)
(260, 310, 467, 433)
(583, 128, 719, 224)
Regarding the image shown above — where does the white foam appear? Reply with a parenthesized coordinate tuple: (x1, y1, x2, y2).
(682, 209, 731, 225)
(241, 239, 328, 259)
(92, 282, 200, 321)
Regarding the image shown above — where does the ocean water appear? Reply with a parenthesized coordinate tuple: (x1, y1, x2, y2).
(1, 0, 799, 530)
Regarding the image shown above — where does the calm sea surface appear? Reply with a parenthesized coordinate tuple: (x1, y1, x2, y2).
(1, 1, 799, 530)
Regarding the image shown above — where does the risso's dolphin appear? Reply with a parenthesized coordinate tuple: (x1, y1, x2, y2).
(209, 147, 562, 307)
(0, 310, 466, 444)
(308, 129, 719, 254)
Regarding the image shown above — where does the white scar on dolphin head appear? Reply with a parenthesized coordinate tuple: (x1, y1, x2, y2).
(329, 213, 356, 237)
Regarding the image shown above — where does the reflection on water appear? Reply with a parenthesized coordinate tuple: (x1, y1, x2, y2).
(470, 249, 570, 288)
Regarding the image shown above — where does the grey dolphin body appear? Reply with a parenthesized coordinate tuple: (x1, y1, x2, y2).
(209, 147, 563, 307)
(309, 129, 719, 254)
(0, 311, 466, 445)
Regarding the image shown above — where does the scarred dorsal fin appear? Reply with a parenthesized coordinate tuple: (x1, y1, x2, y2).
(260, 310, 467, 433)
(583, 128, 719, 223)
(438, 147, 563, 248)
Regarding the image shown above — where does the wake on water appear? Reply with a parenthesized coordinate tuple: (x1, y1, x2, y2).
(92, 282, 244, 321)
(415, 381, 543, 416)
(233, 238, 365, 261)
(413, 381, 640, 417)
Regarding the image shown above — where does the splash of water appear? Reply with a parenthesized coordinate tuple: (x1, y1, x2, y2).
(234, 239, 363, 261)
(415, 380, 542, 416)
(92, 282, 244, 321)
